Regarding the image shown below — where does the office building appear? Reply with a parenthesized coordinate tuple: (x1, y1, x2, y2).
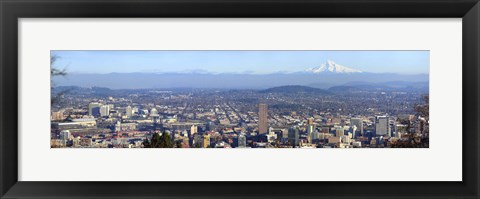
(336, 126, 344, 138)
(258, 103, 268, 134)
(351, 125, 357, 139)
(350, 118, 363, 136)
(375, 116, 390, 136)
(288, 126, 300, 147)
(126, 106, 132, 118)
(115, 121, 137, 132)
(307, 118, 315, 143)
(190, 125, 197, 135)
(88, 102, 101, 116)
(59, 130, 70, 140)
(100, 105, 110, 117)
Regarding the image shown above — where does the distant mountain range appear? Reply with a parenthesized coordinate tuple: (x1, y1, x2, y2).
(53, 72, 427, 89)
(327, 81, 429, 92)
(52, 60, 428, 89)
(53, 82, 428, 98)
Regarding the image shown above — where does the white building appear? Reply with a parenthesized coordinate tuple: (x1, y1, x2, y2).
(100, 105, 110, 117)
(190, 125, 197, 135)
(126, 106, 133, 118)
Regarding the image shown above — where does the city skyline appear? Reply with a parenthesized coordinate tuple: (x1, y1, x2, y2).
(51, 51, 429, 149)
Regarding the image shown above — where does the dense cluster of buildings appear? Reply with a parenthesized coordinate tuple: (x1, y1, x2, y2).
(51, 90, 429, 148)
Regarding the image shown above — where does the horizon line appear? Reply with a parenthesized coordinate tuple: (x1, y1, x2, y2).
(56, 71, 430, 76)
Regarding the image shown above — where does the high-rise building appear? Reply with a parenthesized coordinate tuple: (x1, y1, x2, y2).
(100, 105, 110, 117)
(350, 118, 363, 136)
(238, 133, 246, 148)
(375, 116, 390, 136)
(126, 106, 132, 118)
(336, 126, 344, 138)
(190, 125, 197, 135)
(288, 126, 300, 147)
(306, 118, 315, 143)
(351, 125, 357, 139)
(258, 103, 268, 134)
(88, 102, 101, 116)
(59, 130, 70, 140)
(203, 134, 211, 148)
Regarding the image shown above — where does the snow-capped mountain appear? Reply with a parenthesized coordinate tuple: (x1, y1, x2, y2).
(306, 60, 363, 74)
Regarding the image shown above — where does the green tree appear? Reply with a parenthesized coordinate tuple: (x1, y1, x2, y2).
(143, 131, 174, 148)
(143, 133, 160, 148)
(51, 54, 67, 105)
(414, 95, 429, 118)
(158, 132, 174, 148)
(51, 55, 67, 76)
(142, 139, 151, 148)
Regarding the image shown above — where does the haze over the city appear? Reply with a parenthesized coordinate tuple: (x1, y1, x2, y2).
(52, 50, 429, 89)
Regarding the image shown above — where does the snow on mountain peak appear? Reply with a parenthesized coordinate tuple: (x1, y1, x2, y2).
(306, 60, 363, 74)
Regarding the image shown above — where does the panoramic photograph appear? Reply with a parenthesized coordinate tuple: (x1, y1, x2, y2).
(50, 50, 429, 148)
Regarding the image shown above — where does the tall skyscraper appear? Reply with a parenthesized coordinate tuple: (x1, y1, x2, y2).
(336, 126, 344, 138)
(88, 102, 101, 116)
(288, 126, 300, 147)
(258, 103, 268, 134)
(375, 116, 390, 136)
(190, 125, 197, 135)
(350, 118, 363, 136)
(306, 118, 315, 143)
(100, 105, 110, 117)
(126, 106, 132, 118)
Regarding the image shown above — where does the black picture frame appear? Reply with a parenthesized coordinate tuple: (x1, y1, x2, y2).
(1, 0, 479, 198)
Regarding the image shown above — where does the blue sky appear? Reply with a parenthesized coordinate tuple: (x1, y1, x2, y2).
(51, 50, 429, 74)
